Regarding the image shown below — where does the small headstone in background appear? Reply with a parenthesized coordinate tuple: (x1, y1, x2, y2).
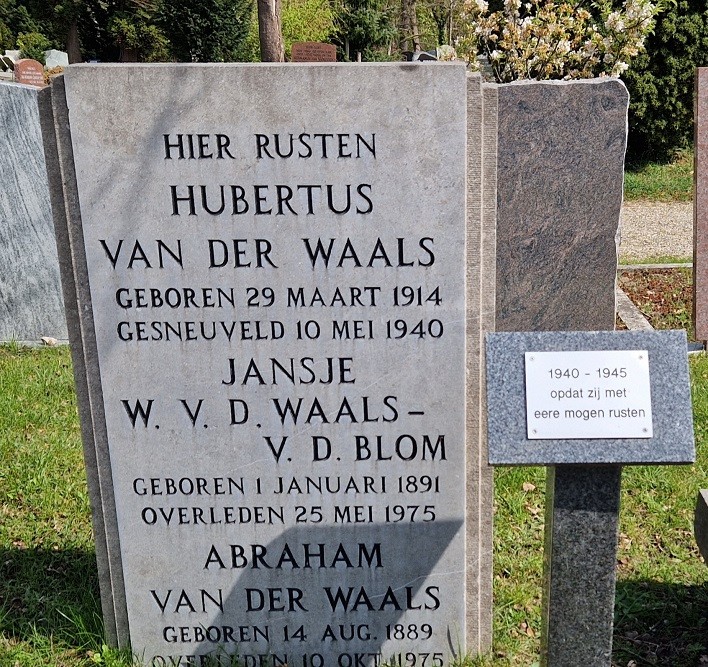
(4, 49, 21, 62)
(694, 68, 708, 339)
(291, 42, 337, 62)
(0, 83, 67, 341)
(695, 489, 708, 564)
(44, 49, 69, 69)
(0, 56, 13, 80)
(14, 59, 45, 87)
(494, 79, 628, 332)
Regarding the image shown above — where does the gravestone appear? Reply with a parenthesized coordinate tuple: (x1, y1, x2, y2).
(695, 489, 708, 564)
(40, 63, 497, 665)
(14, 59, 45, 87)
(0, 83, 67, 342)
(493, 79, 627, 332)
(486, 330, 695, 666)
(291, 42, 337, 62)
(694, 68, 708, 339)
(44, 49, 69, 69)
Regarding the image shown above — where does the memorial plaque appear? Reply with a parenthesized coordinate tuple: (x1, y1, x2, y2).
(524, 350, 653, 440)
(485, 330, 695, 465)
(291, 42, 337, 62)
(41, 64, 494, 665)
(14, 58, 45, 87)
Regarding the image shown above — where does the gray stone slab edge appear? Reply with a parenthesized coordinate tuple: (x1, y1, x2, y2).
(464, 72, 493, 653)
(615, 288, 653, 331)
(541, 465, 621, 666)
(479, 82, 497, 652)
(38, 78, 129, 647)
(695, 489, 708, 564)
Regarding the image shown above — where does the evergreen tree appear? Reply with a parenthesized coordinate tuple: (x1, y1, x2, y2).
(160, 0, 253, 62)
(335, 0, 397, 60)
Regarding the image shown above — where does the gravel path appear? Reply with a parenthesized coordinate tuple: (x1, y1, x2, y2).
(619, 201, 693, 262)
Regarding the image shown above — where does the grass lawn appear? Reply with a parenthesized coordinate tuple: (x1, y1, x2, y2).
(0, 341, 706, 667)
(624, 152, 694, 203)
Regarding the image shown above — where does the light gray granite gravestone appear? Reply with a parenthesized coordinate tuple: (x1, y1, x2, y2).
(493, 79, 628, 332)
(44, 49, 69, 69)
(486, 330, 695, 667)
(0, 82, 67, 342)
(40, 64, 497, 666)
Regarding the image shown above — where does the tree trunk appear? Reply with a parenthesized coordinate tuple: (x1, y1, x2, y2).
(400, 0, 410, 52)
(400, 0, 420, 53)
(409, 0, 420, 52)
(66, 20, 82, 64)
(258, 0, 284, 62)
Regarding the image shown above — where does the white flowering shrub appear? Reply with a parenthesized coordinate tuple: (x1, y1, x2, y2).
(458, 0, 664, 81)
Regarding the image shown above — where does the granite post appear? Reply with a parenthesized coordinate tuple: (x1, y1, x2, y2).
(694, 68, 708, 340)
(541, 466, 621, 665)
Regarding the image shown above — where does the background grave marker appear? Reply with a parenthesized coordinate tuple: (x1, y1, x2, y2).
(695, 67, 708, 339)
(291, 42, 337, 62)
(0, 82, 67, 342)
(696, 489, 708, 564)
(14, 59, 45, 87)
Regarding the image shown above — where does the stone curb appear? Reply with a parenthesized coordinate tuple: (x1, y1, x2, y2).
(616, 288, 653, 331)
(619, 263, 693, 271)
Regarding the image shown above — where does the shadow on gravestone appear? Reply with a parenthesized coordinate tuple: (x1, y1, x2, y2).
(493, 78, 627, 332)
(0, 82, 67, 342)
(145, 521, 464, 666)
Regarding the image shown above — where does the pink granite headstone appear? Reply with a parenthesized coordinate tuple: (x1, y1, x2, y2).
(694, 68, 708, 339)
(291, 42, 337, 62)
(14, 59, 45, 87)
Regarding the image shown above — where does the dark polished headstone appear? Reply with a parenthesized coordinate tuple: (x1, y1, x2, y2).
(695, 489, 708, 564)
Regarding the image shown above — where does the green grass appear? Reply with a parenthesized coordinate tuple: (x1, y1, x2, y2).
(624, 152, 694, 203)
(618, 256, 693, 266)
(1, 345, 707, 666)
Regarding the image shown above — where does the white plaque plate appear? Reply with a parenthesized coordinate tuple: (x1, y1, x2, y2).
(525, 350, 653, 439)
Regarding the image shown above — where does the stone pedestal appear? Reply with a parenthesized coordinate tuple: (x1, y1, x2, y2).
(541, 465, 621, 666)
